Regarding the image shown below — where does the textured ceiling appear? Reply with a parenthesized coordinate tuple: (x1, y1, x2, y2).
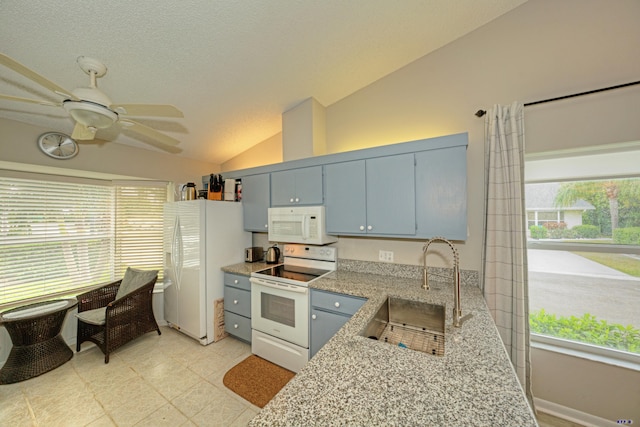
(0, 0, 526, 164)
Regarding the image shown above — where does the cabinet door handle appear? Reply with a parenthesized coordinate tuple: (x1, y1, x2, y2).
(264, 224, 268, 229)
(233, 324, 239, 329)
(359, 225, 365, 231)
(367, 225, 373, 231)
(233, 300, 238, 305)
(295, 197, 299, 203)
(311, 314, 317, 320)
(290, 197, 294, 203)
(334, 302, 340, 308)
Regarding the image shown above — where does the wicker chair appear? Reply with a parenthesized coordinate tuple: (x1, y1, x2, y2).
(75, 268, 161, 363)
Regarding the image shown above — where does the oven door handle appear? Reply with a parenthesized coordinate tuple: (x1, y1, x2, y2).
(250, 278, 308, 293)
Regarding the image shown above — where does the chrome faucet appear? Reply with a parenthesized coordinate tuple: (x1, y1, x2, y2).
(422, 237, 464, 328)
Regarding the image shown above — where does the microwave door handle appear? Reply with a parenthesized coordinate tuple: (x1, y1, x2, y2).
(302, 214, 309, 240)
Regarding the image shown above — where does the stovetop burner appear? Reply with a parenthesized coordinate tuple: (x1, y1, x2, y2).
(254, 264, 330, 283)
(251, 244, 337, 287)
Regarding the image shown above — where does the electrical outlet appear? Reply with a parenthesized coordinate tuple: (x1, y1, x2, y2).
(379, 250, 394, 262)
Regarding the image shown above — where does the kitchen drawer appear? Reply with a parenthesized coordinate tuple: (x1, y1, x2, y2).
(224, 286, 251, 317)
(224, 311, 251, 343)
(311, 289, 365, 316)
(224, 273, 251, 291)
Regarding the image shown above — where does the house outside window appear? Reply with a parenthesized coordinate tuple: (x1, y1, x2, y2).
(526, 182, 593, 233)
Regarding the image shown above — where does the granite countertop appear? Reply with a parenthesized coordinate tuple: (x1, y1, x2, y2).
(222, 261, 274, 276)
(223, 263, 537, 426)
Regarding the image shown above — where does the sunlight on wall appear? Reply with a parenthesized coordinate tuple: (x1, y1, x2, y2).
(221, 132, 283, 172)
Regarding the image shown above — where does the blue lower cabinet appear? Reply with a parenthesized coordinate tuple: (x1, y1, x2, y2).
(224, 311, 251, 343)
(224, 273, 252, 343)
(310, 289, 366, 358)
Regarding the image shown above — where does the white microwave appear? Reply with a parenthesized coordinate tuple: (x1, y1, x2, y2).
(268, 206, 338, 245)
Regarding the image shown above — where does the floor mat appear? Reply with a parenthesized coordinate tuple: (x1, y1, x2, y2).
(222, 355, 295, 408)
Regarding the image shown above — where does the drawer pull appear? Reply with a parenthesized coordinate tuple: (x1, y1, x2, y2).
(334, 302, 340, 308)
(234, 279, 238, 284)
(233, 300, 238, 305)
(234, 324, 239, 329)
(311, 314, 317, 320)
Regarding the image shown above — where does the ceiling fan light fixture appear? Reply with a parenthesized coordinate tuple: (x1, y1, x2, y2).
(63, 100, 118, 128)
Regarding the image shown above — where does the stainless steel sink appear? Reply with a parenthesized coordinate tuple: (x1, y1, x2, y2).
(361, 297, 446, 356)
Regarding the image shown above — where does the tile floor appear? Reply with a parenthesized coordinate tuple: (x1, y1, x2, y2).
(0, 326, 260, 426)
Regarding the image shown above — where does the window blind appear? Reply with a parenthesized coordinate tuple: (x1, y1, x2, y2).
(0, 176, 114, 305)
(114, 184, 166, 279)
(0, 176, 168, 307)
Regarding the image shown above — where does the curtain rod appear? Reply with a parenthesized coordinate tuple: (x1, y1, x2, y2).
(474, 80, 640, 117)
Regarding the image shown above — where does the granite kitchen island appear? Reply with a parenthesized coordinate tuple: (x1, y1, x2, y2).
(222, 262, 537, 426)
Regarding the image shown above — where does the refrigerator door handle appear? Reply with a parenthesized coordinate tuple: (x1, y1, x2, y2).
(172, 216, 182, 289)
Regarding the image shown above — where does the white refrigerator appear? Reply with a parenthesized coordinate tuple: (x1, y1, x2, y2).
(163, 200, 250, 345)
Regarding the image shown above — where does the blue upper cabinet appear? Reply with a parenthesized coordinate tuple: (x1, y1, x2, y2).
(271, 166, 323, 206)
(324, 161, 367, 234)
(216, 133, 468, 240)
(325, 153, 416, 236)
(242, 173, 270, 232)
(415, 146, 467, 240)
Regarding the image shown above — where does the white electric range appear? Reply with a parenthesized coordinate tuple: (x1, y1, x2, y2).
(250, 244, 337, 372)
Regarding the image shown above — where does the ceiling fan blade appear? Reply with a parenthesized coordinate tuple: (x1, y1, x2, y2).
(0, 93, 60, 107)
(111, 103, 184, 118)
(71, 122, 98, 140)
(0, 53, 78, 100)
(120, 119, 181, 148)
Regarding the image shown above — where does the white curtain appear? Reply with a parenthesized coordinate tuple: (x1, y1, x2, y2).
(481, 101, 534, 407)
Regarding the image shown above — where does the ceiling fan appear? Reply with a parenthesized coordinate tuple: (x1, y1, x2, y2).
(0, 53, 183, 151)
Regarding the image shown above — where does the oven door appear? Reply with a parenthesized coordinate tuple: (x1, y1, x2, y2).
(250, 277, 309, 348)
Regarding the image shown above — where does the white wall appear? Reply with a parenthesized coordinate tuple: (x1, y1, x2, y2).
(221, 132, 282, 172)
(0, 118, 216, 187)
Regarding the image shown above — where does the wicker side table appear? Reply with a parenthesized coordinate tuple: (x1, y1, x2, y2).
(0, 298, 78, 384)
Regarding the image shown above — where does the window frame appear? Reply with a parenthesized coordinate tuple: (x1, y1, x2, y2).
(525, 150, 640, 369)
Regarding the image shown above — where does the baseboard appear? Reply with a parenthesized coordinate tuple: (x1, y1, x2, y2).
(534, 398, 619, 427)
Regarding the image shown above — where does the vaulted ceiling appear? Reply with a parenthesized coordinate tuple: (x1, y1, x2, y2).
(0, 1, 526, 164)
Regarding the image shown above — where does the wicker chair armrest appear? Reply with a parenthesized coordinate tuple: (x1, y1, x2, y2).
(77, 280, 122, 312)
(105, 278, 157, 325)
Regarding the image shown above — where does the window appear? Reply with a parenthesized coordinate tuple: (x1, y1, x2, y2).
(525, 151, 640, 362)
(114, 183, 166, 279)
(0, 174, 167, 307)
